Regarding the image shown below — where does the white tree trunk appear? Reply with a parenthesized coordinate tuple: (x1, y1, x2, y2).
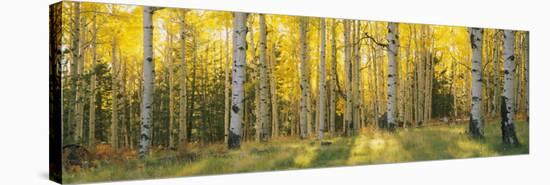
(352, 21, 360, 133)
(111, 37, 119, 149)
(386, 22, 398, 131)
(88, 12, 97, 147)
(344, 20, 352, 136)
(269, 42, 279, 137)
(139, 6, 154, 158)
(501, 30, 519, 145)
(228, 12, 248, 149)
(75, 10, 86, 144)
(492, 31, 500, 117)
(318, 18, 326, 139)
(167, 33, 175, 149)
(299, 17, 310, 139)
(329, 19, 337, 133)
(224, 24, 231, 144)
(258, 14, 270, 142)
(468, 27, 484, 138)
(69, 2, 81, 144)
(179, 11, 188, 149)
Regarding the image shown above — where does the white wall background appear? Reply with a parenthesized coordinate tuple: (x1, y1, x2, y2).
(0, 0, 548, 184)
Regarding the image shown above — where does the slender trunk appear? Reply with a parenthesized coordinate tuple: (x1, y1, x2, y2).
(76, 13, 86, 144)
(318, 18, 327, 139)
(179, 11, 188, 149)
(129, 74, 135, 149)
(452, 57, 458, 119)
(120, 59, 128, 148)
(468, 27, 484, 138)
(299, 17, 310, 139)
(167, 33, 175, 149)
(248, 18, 260, 142)
(492, 31, 500, 117)
(423, 27, 430, 123)
(501, 30, 519, 146)
(88, 12, 97, 147)
(111, 36, 119, 149)
(343, 20, 353, 136)
(69, 2, 81, 144)
(329, 19, 337, 133)
(417, 26, 425, 126)
(258, 14, 270, 142)
(139, 6, 154, 158)
(224, 22, 230, 144)
(514, 35, 521, 115)
(270, 42, 279, 137)
(483, 31, 493, 115)
(187, 34, 198, 143)
(374, 48, 380, 127)
(404, 26, 412, 127)
(352, 21, 361, 133)
(386, 22, 398, 131)
(228, 12, 248, 149)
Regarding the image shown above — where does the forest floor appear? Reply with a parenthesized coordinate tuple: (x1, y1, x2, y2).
(63, 120, 529, 184)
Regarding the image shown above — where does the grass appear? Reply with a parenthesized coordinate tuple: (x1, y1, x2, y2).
(63, 120, 529, 184)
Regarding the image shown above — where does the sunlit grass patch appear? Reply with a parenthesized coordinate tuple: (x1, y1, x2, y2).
(293, 143, 319, 167)
(63, 120, 529, 184)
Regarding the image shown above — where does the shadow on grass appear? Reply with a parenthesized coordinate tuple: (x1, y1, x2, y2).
(63, 120, 529, 184)
(310, 137, 356, 168)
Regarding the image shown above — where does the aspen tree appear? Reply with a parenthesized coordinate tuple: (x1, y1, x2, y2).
(259, 14, 270, 141)
(329, 19, 337, 133)
(139, 6, 155, 158)
(343, 20, 352, 136)
(501, 30, 520, 146)
(228, 12, 248, 149)
(468, 27, 484, 138)
(386, 22, 399, 131)
(179, 10, 188, 149)
(299, 17, 310, 139)
(318, 18, 327, 139)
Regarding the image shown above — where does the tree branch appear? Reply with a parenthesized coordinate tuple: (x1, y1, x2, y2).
(363, 32, 388, 48)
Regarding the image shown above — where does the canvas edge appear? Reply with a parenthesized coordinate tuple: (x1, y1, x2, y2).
(49, 1, 64, 184)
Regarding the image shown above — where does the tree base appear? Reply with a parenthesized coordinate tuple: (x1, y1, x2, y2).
(228, 131, 241, 149)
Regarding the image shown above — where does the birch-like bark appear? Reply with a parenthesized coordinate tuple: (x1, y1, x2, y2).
(76, 15, 86, 145)
(269, 42, 279, 137)
(403, 26, 412, 127)
(468, 27, 484, 138)
(247, 18, 261, 142)
(139, 6, 154, 158)
(228, 12, 248, 149)
(111, 36, 119, 149)
(224, 23, 230, 144)
(318, 18, 326, 139)
(492, 31, 500, 117)
(299, 17, 310, 139)
(258, 14, 270, 141)
(305, 19, 313, 137)
(373, 41, 380, 128)
(88, 12, 97, 147)
(329, 19, 337, 133)
(501, 30, 520, 145)
(386, 22, 398, 131)
(343, 20, 353, 136)
(69, 2, 81, 144)
(167, 33, 175, 149)
(120, 59, 128, 148)
(352, 21, 360, 133)
(179, 11, 188, 149)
